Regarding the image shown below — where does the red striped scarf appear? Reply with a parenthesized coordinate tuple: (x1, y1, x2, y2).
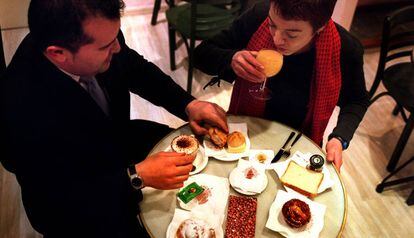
(228, 18, 341, 145)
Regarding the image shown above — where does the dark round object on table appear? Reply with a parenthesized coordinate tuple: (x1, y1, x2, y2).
(282, 199, 311, 228)
(309, 154, 325, 171)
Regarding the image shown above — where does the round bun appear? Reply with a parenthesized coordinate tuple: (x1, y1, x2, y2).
(171, 135, 199, 157)
(256, 49, 283, 77)
(282, 199, 311, 228)
(175, 219, 216, 238)
(227, 131, 246, 153)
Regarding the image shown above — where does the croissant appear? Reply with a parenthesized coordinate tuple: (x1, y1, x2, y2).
(208, 127, 227, 148)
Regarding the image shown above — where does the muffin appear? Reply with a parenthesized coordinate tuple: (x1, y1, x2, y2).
(227, 131, 246, 153)
(171, 135, 199, 157)
(282, 199, 311, 228)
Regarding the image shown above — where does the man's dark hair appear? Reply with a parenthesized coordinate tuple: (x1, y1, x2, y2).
(269, 0, 337, 31)
(28, 0, 125, 53)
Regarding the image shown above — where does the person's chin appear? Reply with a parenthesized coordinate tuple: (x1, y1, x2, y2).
(99, 62, 111, 73)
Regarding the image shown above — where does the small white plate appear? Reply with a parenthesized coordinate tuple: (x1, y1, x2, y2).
(166, 209, 224, 238)
(228, 167, 268, 195)
(190, 146, 208, 175)
(177, 174, 229, 212)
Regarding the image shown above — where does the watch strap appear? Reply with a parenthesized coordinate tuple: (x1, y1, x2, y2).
(127, 164, 144, 190)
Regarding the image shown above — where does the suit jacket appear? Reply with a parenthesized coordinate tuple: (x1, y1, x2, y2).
(0, 32, 194, 237)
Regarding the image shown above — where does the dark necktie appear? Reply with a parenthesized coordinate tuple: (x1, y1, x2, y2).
(79, 76, 110, 116)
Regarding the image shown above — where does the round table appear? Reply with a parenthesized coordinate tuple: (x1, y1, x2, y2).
(139, 116, 347, 237)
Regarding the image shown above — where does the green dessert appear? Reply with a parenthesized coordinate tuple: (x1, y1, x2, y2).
(177, 182, 205, 204)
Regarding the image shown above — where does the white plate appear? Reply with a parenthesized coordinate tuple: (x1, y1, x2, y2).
(177, 174, 229, 212)
(166, 209, 224, 238)
(164, 146, 208, 175)
(203, 135, 251, 162)
(190, 146, 208, 175)
(265, 190, 326, 237)
(228, 166, 268, 195)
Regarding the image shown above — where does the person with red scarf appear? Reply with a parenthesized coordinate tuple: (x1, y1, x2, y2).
(194, 0, 369, 171)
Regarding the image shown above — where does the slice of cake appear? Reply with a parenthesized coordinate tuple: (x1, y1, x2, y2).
(280, 161, 324, 198)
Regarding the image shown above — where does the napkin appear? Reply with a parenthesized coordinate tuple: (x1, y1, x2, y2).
(249, 149, 275, 170)
(178, 174, 229, 222)
(204, 123, 250, 160)
(265, 190, 326, 238)
(272, 151, 334, 194)
(229, 159, 267, 194)
(166, 208, 224, 238)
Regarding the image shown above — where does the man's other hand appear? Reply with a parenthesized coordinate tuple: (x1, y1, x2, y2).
(326, 138, 343, 172)
(185, 100, 228, 135)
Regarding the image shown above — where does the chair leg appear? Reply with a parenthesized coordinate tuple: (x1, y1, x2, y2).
(387, 113, 414, 172)
(407, 189, 414, 206)
(369, 92, 390, 106)
(168, 25, 176, 71)
(376, 156, 414, 193)
(151, 0, 162, 25)
(186, 38, 194, 93)
(368, 75, 382, 99)
(392, 104, 400, 116)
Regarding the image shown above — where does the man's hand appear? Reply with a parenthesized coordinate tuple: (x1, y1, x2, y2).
(231, 50, 266, 83)
(185, 100, 228, 135)
(135, 151, 194, 190)
(326, 138, 343, 172)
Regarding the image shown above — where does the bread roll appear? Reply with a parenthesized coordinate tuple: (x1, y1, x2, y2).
(227, 131, 246, 153)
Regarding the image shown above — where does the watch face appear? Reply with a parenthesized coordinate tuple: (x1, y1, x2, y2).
(131, 177, 143, 188)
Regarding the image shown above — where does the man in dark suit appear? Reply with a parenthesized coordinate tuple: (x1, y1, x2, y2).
(0, 0, 228, 237)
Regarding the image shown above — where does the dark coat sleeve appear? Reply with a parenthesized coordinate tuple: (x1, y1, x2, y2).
(117, 33, 195, 120)
(330, 25, 369, 144)
(193, 0, 269, 82)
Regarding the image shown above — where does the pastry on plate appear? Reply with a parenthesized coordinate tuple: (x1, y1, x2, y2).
(175, 218, 216, 238)
(207, 127, 227, 148)
(282, 199, 311, 228)
(227, 131, 246, 153)
(171, 135, 199, 157)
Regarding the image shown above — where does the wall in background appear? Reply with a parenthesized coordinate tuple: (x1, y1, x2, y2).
(0, 0, 30, 29)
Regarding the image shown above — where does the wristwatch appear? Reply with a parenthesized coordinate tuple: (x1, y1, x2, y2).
(127, 165, 145, 190)
(328, 134, 349, 150)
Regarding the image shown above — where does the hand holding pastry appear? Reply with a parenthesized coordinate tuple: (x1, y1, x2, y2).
(135, 151, 194, 190)
(185, 100, 228, 136)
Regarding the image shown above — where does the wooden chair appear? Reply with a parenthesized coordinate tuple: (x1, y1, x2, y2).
(165, 0, 240, 93)
(368, 6, 414, 172)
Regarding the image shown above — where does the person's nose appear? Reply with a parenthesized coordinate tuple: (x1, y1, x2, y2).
(273, 30, 285, 46)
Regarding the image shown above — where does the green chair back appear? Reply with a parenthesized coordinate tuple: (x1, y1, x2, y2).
(166, 0, 241, 93)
